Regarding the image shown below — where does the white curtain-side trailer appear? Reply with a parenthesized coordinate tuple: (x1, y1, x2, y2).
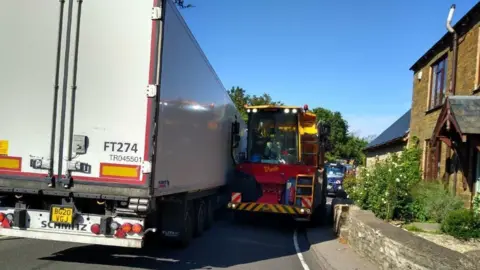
(0, 0, 245, 248)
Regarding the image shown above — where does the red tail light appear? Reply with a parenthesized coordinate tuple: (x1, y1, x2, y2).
(132, 224, 143, 234)
(121, 223, 132, 233)
(0, 213, 11, 228)
(1, 219, 11, 229)
(91, 224, 100, 235)
(115, 229, 126, 238)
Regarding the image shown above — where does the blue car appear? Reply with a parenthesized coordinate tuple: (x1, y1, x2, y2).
(325, 163, 346, 197)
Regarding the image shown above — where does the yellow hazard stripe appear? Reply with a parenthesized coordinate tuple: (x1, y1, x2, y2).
(276, 205, 288, 214)
(284, 205, 296, 214)
(246, 203, 256, 211)
(253, 204, 263, 212)
(232, 202, 305, 215)
(237, 203, 248, 210)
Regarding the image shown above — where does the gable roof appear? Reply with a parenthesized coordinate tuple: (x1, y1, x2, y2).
(410, 2, 480, 72)
(364, 109, 411, 151)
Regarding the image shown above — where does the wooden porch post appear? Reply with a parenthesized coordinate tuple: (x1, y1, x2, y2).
(432, 140, 440, 180)
(428, 141, 436, 180)
(468, 139, 475, 208)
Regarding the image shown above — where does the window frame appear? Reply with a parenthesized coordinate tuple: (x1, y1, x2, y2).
(428, 55, 448, 110)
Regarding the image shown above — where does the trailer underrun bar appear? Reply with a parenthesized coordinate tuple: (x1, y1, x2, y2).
(227, 202, 311, 215)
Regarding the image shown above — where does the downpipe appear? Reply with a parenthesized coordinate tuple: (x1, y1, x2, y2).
(446, 4, 458, 96)
(445, 4, 458, 190)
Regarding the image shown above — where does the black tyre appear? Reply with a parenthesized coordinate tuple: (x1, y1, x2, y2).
(194, 200, 206, 237)
(178, 206, 194, 247)
(205, 198, 214, 230)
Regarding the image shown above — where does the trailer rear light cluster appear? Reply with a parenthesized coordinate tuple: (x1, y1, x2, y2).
(89, 221, 143, 237)
(113, 222, 144, 238)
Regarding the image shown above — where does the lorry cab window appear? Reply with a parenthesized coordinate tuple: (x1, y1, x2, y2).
(247, 110, 299, 164)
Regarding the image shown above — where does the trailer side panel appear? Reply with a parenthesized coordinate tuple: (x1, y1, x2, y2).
(153, 0, 246, 195)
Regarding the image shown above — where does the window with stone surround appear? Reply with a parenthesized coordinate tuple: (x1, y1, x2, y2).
(429, 56, 448, 110)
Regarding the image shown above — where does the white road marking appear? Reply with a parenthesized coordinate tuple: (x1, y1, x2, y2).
(293, 230, 311, 270)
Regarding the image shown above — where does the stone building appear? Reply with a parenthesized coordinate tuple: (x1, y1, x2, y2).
(409, 2, 480, 205)
(364, 110, 410, 168)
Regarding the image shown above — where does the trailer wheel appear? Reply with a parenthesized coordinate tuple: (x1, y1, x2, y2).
(205, 198, 214, 230)
(194, 200, 206, 237)
(178, 205, 194, 247)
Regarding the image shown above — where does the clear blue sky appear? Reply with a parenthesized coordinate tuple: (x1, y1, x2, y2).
(179, 0, 478, 138)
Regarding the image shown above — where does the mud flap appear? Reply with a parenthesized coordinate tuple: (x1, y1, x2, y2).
(159, 198, 193, 247)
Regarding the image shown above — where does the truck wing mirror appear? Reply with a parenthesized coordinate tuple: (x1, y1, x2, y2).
(317, 120, 331, 139)
(231, 120, 241, 149)
(234, 134, 241, 145)
(232, 121, 240, 135)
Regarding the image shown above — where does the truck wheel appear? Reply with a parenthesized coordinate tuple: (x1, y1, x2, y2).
(310, 194, 327, 227)
(178, 205, 194, 247)
(194, 200, 206, 237)
(205, 198, 214, 230)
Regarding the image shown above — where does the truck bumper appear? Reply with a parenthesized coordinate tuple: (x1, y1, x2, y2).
(0, 228, 143, 248)
(227, 202, 311, 216)
(0, 207, 145, 248)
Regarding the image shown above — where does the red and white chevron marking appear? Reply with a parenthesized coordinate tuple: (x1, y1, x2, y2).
(301, 197, 312, 208)
(231, 192, 242, 203)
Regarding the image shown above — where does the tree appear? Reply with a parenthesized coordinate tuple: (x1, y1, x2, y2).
(312, 107, 367, 165)
(249, 93, 284, 106)
(312, 107, 348, 160)
(227, 86, 283, 121)
(227, 86, 249, 121)
(174, 0, 195, 8)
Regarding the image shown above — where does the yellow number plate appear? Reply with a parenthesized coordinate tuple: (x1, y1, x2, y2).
(50, 206, 74, 225)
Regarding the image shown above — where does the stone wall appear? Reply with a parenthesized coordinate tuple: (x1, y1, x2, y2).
(365, 142, 406, 168)
(332, 200, 477, 270)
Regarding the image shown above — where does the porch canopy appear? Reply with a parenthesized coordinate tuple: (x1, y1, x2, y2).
(432, 96, 480, 146)
(430, 96, 480, 187)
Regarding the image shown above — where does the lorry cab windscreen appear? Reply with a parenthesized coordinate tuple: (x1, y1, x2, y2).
(247, 111, 299, 165)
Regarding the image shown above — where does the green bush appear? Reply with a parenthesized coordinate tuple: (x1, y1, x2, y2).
(345, 138, 423, 221)
(441, 209, 480, 240)
(409, 181, 464, 223)
(473, 194, 480, 216)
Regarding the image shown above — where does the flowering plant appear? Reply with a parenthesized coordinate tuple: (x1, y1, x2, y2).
(344, 137, 422, 221)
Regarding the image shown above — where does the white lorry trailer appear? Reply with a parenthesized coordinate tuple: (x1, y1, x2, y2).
(0, 0, 246, 248)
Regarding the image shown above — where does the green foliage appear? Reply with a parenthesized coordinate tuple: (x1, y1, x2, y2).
(409, 181, 464, 223)
(473, 194, 480, 216)
(403, 224, 425, 233)
(345, 141, 423, 221)
(312, 107, 368, 165)
(441, 209, 480, 240)
(227, 86, 250, 121)
(227, 86, 283, 122)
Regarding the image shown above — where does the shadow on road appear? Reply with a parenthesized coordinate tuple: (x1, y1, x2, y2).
(36, 208, 337, 270)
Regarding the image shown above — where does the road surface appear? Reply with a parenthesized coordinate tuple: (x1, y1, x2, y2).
(0, 212, 328, 270)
